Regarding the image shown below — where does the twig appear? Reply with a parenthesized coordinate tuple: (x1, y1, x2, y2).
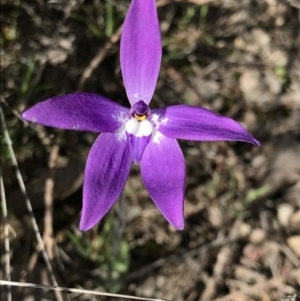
(78, 0, 214, 90)
(125, 235, 235, 281)
(27, 247, 40, 273)
(278, 244, 300, 268)
(0, 107, 63, 301)
(78, 26, 122, 90)
(200, 221, 242, 301)
(43, 143, 60, 260)
(0, 170, 12, 301)
(0, 280, 169, 301)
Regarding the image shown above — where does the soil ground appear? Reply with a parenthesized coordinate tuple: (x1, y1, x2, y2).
(1, 0, 300, 300)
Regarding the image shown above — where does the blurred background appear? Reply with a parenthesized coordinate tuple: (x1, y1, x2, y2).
(1, 0, 300, 300)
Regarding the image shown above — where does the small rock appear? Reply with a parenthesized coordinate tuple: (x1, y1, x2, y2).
(264, 69, 282, 95)
(261, 241, 280, 269)
(278, 203, 294, 228)
(252, 28, 270, 49)
(239, 69, 271, 106)
(290, 210, 300, 231)
(287, 236, 300, 258)
(243, 243, 263, 262)
(239, 223, 251, 238)
(266, 49, 288, 66)
(208, 205, 222, 228)
(47, 49, 68, 65)
(218, 292, 255, 301)
(156, 275, 165, 288)
(249, 228, 266, 244)
(135, 277, 156, 297)
(287, 268, 300, 286)
(235, 265, 266, 283)
(251, 154, 266, 168)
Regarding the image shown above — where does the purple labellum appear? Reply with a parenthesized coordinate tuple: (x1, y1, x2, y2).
(126, 132, 151, 164)
(22, 0, 260, 231)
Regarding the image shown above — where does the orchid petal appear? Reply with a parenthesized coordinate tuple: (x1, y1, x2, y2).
(141, 136, 185, 230)
(22, 93, 129, 133)
(120, 0, 161, 105)
(152, 105, 260, 145)
(80, 133, 132, 231)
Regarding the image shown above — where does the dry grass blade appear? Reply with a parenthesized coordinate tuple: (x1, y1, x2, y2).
(0, 170, 12, 301)
(0, 281, 170, 301)
(0, 107, 63, 301)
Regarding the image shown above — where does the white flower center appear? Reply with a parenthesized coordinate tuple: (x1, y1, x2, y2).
(125, 118, 153, 137)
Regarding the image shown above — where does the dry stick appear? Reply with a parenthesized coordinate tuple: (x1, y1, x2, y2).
(125, 235, 234, 281)
(0, 107, 63, 301)
(0, 171, 12, 301)
(78, 0, 213, 90)
(0, 281, 168, 301)
(200, 221, 242, 301)
(31, 142, 62, 298)
(28, 144, 60, 274)
(278, 244, 300, 268)
(43, 143, 60, 260)
(78, 26, 122, 90)
(27, 247, 40, 273)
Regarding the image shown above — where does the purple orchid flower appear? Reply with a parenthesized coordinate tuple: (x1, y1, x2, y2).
(22, 0, 259, 231)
